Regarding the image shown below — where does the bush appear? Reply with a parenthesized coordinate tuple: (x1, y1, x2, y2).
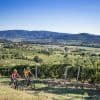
(88, 72, 100, 84)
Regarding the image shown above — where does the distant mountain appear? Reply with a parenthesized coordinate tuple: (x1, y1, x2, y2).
(0, 30, 100, 47)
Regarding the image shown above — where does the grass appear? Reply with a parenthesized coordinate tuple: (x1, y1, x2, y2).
(0, 78, 100, 100)
(1, 83, 99, 100)
(0, 84, 50, 100)
(0, 84, 82, 100)
(34, 83, 100, 100)
(0, 59, 35, 67)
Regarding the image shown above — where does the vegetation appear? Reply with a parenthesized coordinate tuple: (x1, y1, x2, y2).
(0, 84, 50, 100)
(0, 78, 100, 100)
(0, 42, 100, 84)
(0, 40, 100, 100)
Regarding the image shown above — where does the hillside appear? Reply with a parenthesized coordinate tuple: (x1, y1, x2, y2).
(0, 30, 100, 46)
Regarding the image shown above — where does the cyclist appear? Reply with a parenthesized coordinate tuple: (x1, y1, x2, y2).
(23, 67, 33, 86)
(10, 69, 20, 89)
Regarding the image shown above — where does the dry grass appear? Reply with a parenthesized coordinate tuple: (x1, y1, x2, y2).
(0, 84, 51, 100)
(0, 84, 85, 100)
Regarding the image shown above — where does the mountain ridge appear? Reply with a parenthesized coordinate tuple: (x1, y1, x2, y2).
(0, 30, 100, 47)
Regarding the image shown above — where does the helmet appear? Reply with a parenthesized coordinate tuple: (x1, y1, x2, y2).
(14, 69, 17, 72)
(27, 67, 30, 70)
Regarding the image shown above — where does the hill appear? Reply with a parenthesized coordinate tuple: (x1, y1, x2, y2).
(0, 30, 100, 47)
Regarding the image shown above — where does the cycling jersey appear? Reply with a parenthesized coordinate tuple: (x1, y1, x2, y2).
(24, 70, 31, 77)
(11, 72, 18, 80)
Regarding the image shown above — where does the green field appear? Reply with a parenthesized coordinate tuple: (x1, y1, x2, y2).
(0, 43, 100, 66)
(0, 43, 100, 100)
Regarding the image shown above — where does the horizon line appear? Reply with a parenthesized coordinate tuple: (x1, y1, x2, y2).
(0, 29, 100, 36)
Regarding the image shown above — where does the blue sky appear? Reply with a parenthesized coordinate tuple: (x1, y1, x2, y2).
(0, 0, 100, 35)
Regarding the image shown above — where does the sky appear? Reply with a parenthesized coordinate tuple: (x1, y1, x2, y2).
(0, 0, 100, 35)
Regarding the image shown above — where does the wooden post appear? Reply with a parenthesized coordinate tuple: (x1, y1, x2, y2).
(77, 66, 80, 82)
(35, 65, 38, 79)
(65, 66, 68, 80)
(35, 63, 40, 79)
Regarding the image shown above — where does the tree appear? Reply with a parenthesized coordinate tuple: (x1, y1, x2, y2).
(33, 56, 43, 63)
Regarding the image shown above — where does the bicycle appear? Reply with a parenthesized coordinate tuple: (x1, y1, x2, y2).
(23, 76, 35, 89)
(10, 79, 18, 89)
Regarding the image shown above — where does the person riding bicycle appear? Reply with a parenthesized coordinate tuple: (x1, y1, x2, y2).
(10, 69, 20, 89)
(23, 67, 33, 86)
